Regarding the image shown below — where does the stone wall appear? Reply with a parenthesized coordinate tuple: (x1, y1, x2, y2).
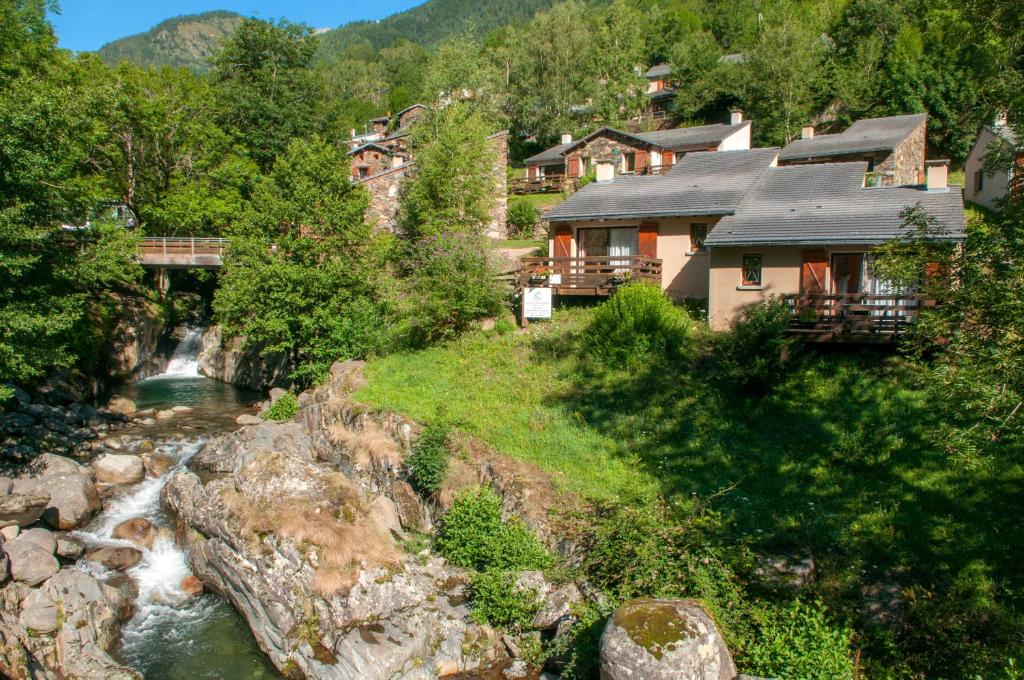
(358, 163, 411, 232)
(890, 119, 927, 186)
(565, 131, 649, 176)
(196, 325, 292, 391)
(486, 130, 510, 238)
(396, 106, 425, 130)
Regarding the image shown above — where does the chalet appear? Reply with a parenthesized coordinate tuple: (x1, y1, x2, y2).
(524, 112, 751, 182)
(964, 114, 1021, 211)
(643, 63, 674, 118)
(778, 113, 927, 187)
(526, 141, 965, 340)
(348, 143, 410, 180)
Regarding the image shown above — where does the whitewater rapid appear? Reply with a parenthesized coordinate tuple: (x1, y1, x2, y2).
(163, 327, 203, 377)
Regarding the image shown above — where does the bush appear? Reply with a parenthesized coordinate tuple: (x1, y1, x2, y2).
(716, 296, 795, 394)
(743, 599, 855, 680)
(468, 570, 541, 631)
(264, 392, 299, 421)
(507, 199, 541, 239)
(407, 423, 449, 496)
(586, 283, 694, 364)
(435, 487, 550, 571)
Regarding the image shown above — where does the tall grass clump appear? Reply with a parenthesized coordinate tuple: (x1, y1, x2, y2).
(586, 283, 694, 363)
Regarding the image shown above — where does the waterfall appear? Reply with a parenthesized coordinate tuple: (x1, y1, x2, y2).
(164, 327, 203, 377)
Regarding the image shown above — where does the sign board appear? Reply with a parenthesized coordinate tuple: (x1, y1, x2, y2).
(523, 287, 552, 319)
(549, 273, 562, 285)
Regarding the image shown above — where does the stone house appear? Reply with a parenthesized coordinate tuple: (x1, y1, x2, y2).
(963, 114, 1021, 211)
(778, 113, 927, 187)
(348, 143, 410, 180)
(525, 112, 751, 180)
(393, 104, 427, 131)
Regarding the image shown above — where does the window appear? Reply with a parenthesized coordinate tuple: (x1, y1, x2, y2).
(623, 153, 636, 172)
(580, 227, 638, 268)
(741, 254, 763, 286)
(358, 167, 369, 178)
(689, 223, 708, 253)
(865, 157, 876, 172)
(975, 169, 985, 192)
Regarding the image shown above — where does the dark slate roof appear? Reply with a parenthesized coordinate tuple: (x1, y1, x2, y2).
(645, 63, 671, 78)
(525, 142, 573, 165)
(779, 113, 927, 161)
(394, 103, 427, 118)
(347, 142, 397, 157)
(546, 148, 779, 221)
(635, 121, 750, 150)
(705, 162, 965, 246)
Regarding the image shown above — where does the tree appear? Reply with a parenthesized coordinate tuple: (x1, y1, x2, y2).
(213, 137, 392, 383)
(422, 34, 506, 127)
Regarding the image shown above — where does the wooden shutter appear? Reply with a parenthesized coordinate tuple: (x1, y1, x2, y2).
(553, 225, 572, 258)
(635, 150, 648, 172)
(663, 151, 674, 166)
(528, 165, 537, 179)
(638, 223, 658, 258)
(800, 250, 827, 294)
(568, 157, 581, 177)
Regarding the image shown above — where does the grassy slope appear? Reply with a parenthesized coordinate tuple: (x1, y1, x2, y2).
(356, 304, 1024, 674)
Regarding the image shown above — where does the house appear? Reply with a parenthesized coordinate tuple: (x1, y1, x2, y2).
(527, 134, 965, 340)
(524, 112, 751, 182)
(393, 104, 427, 131)
(349, 104, 427, 152)
(348, 143, 410, 180)
(643, 63, 674, 118)
(964, 114, 1021, 210)
(778, 113, 927, 187)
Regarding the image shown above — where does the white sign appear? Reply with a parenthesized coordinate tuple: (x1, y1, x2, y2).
(549, 273, 562, 285)
(523, 287, 552, 319)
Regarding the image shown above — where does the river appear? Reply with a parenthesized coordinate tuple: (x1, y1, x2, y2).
(74, 329, 281, 679)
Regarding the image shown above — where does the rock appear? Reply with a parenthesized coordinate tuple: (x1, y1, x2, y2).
(136, 439, 155, 453)
(137, 418, 156, 426)
(180, 575, 203, 596)
(142, 453, 176, 478)
(91, 453, 145, 485)
(13, 527, 57, 555)
(112, 517, 155, 549)
(480, 317, 497, 332)
(268, 387, 287, 402)
(0, 477, 13, 494)
(1, 525, 19, 541)
(155, 409, 176, 420)
(106, 395, 137, 415)
(19, 589, 60, 634)
(171, 405, 193, 413)
(6, 541, 59, 586)
(87, 546, 143, 571)
(503, 659, 528, 678)
(105, 572, 140, 605)
(389, 480, 427, 532)
(55, 534, 85, 560)
(755, 555, 815, 590)
(12, 454, 100, 530)
(235, 414, 262, 426)
(103, 435, 124, 450)
(600, 598, 737, 680)
(0, 492, 49, 528)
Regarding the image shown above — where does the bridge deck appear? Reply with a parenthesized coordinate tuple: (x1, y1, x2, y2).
(139, 237, 226, 269)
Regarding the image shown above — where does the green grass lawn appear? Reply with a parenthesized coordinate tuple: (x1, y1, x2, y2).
(488, 238, 544, 251)
(355, 305, 1024, 676)
(511, 193, 564, 211)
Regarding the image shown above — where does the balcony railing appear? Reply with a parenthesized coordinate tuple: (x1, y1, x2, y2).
(518, 256, 662, 294)
(510, 175, 576, 195)
(782, 293, 932, 340)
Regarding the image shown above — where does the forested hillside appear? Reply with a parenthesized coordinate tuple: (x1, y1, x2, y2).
(97, 11, 243, 71)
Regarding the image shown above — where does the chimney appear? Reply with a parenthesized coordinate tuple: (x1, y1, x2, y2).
(392, 155, 404, 169)
(730, 109, 743, 125)
(926, 159, 949, 191)
(595, 161, 614, 183)
(801, 124, 815, 139)
(561, 133, 573, 145)
(350, 128, 356, 138)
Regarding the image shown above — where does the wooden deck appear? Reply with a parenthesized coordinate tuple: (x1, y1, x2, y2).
(510, 176, 577, 195)
(782, 293, 932, 342)
(139, 237, 226, 268)
(518, 256, 662, 295)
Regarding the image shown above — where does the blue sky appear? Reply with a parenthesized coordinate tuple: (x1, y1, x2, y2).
(49, 1, 424, 52)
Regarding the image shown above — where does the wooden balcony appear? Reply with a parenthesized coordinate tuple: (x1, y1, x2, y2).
(510, 176, 577, 195)
(139, 237, 227, 269)
(782, 293, 932, 342)
(518, 256, 662, 295)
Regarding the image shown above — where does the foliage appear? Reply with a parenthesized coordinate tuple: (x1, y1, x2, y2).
(586, 283, 694, 365)
(435, 487, 550, 572)
(407, 423, 450, 497)
(97, 11, 243, 73)
(715, 296, 796, 395)
(263, 392, 299, 421)
(506, 199, 541, 240)
(744, 599, 855, 680)
(468, 570, 541, 632)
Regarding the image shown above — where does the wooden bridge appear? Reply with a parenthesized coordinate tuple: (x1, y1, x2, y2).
(139, 237, 226, 269)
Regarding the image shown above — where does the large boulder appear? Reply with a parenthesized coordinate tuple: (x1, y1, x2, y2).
(112, 518, 155, 549)
(600, 599, 737, 680)
(0, 493, 49, 528)
(106, 395, 137, 415)
(86, 546, 143, 571)
(11, 454, 100, 530)
(91, 453, 145, 485)
(5, 541, 59, 586)
(12, 528, 56, 555)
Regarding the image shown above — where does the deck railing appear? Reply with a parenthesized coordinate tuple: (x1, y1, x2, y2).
(782, 293, 932, 338)
(139, 237, 227, 268)
(518, 256, 662, 294)
(510, 176, 576, 195)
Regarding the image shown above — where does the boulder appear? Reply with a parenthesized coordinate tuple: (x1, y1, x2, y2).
(142, 453, 176, 478)
(6, 541, 59, 586)
(106, 395, 137, 415)
(235, 414, 262, 426)
(600, 599, 736, 680)
(268, 387, 287, 402)
(87, 546, 143, 571)
(13, 527, 57, 555)
(135, 439, 155, 453)
(91, 453, 145, 485)
(55, 534, 86, 560)
(171, 405, 193, 413)
(1, 525, 18, 541)
(12, 454, 100, 530)
(155, 409, 176, 420)
(0, 492, 49, 528)
(180, 575, 203, 596)
(112, 517, 155, 549)
(19, 590, 60, 634)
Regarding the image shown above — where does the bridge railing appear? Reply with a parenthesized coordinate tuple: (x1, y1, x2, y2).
(139, 237, 227, 268)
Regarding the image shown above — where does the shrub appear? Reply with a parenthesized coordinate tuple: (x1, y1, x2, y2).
(468, 570, 541, 631)
(586, 283, 694, 364)
(264, 392, 298, 420)
(743, 599, 855, 680)
(407, 423, 449, 496)
(507, 199, 541, 239)
(716, 296, 795, 394)
(435, 487, 550, 571)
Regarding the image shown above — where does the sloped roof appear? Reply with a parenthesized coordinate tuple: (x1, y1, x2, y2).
(546, 147, 779, 221)
(635, 121, 750, 150)
(394, 103, 427, 119)
(705, 162, 965, 246)
(525, 142, 574, 165)
(779, 113, 927, 161)
(347, 142, 398, 157)
(645, 63, 672, 78)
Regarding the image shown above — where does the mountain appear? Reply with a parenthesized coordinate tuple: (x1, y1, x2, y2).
(315, 0, 558, 56)
(97, 11, 243, 72)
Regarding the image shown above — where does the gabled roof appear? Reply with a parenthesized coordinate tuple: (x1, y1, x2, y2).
(369, 115, 390, 123)
(635, 121, 750, 150)
(779, 113, 927, 161)
(546, 147, 780, 222)
(347, 142, 399, 157)
(525, 142, 574, 165)
(645, 63, 671, 79)
(705, 162, 965, 247)
(393, 103, 427, 120)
